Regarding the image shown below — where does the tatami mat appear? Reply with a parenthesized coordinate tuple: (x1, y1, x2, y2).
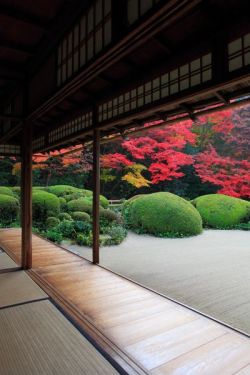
(0, 271, 47, 308)
(0, 252, 17, 270)
(0, 300, 118, 375)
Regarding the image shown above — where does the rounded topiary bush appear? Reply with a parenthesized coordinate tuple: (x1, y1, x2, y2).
(67, 197, 93, 214)
(32, 191, 60, 222)
(12, 187, 21, 196)
(59, 197, 67, 210)
(46, 217, 60, 228)
(126, 192, 202, 237)
(47, 185, 81, 197)
(58, 212, 72, 221)
(100, 195, 109, 208)
(0, 187, 14, 197)
(0, 194, 20, 224)
(192, 194, 250, 228)
(71, 211, 91, 222)
(100, 209, 120, 223)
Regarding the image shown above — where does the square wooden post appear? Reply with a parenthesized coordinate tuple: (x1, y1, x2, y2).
(21, 121, 33, 269)
(92, 127, 100, 264)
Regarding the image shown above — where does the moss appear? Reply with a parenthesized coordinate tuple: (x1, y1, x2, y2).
(46, 217, 60, 228)
(47, 185, 81, 197)
(67, 197, 93, 214)
(58, 212, 72, 221)
(126, 192, 202, 237)
(32, 191, 60, 222)
(0, 187, 14, 197)
(0, 194, 20, 225)
(192, 194, 250, 228)
(71, 211, 91, 222)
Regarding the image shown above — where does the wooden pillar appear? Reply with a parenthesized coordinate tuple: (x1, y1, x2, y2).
(21, 121, 33, 269)
(92, 127, 100, 264)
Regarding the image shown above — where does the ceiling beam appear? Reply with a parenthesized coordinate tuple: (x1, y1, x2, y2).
(0, 113, 23, 121)
(0, 5, 49, 30)
(0, 41, 35, 56)
(215, 91, 230, 105)
(179, 103, 197, 121)
(151, 35, 173, 54)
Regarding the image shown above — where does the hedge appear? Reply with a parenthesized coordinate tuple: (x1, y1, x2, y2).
(46, 217, 60, 228)
(67, 197, 93, 214)
(126, 192, 202, 237)
(192, 194, 250, 228)
(32, 191, 60, 222)
(0, 194, 19, 224)
(0, 187, 14, 197)
(71, 211, 91, 222)
(47, 185, 81, 197)
(58, 212, 72, 221)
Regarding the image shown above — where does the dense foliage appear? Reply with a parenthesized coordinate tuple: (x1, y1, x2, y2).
(0, 185, 127, 246)
(124, 192, 203, 237)
(192, 194, 250, 229)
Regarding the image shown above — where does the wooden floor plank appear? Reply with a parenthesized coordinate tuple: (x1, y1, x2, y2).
(0, 228, 249, 375)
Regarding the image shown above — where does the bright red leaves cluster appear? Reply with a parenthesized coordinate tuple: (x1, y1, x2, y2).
(101, 106, 250, 198)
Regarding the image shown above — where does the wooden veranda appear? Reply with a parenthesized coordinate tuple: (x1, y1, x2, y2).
(0, 0, 250, 373)
(1, 228, 250, 374)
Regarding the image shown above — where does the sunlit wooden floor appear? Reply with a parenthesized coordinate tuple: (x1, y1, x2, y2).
(0, 228, 250, 375)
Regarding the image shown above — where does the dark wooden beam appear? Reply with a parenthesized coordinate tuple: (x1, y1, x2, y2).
(180, 103, 197, 121)
(21, 121, 33, 269)
(152, 35, 173, 54)
(92, 124, 100, 265)
(0, 113, 23, 121)
(215, 91, 230, 105)
(0, 4, 49, 30)
(0, 41, 35, 56)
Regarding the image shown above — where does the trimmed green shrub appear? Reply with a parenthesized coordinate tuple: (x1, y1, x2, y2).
(235, 222, 250, 230)
(11, 187, 21, 196)
(67, 197, 93, 214)
(126, 192, 202, 237)
(71, 211, 91, 222)
(46, 217, 60, 228)
(45, 230, 63, 244)
(74, 220, 92, 234)
(47, 185, 81, 197)
(81, 189, 93, 197)
(100, 209, 121, 223)
(192, 194, 250, 229)
(56, 220, 76, 239)
(106, 226, 127, 245)
(59, 197, 67, 210)
(32, 191, 60, 222)
(76, 233, 92, 246)
(100, 195, 109, 208)
(0, 187, 14, 197)
(0, 194, 19, 224)
(58, 212, 72, 221)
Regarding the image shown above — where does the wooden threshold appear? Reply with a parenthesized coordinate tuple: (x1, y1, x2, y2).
(0, 228, 249, 374)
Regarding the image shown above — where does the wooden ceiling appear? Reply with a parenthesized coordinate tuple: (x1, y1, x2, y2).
(0, 0, 249, 153)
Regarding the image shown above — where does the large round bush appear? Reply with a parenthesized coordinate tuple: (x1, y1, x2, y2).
(192, 194, 250, 228)
(126, 192, 202, 237)
(67, 197, 93, 214)
(32, 191, 60, 222)
(0, 187, 14, 197)
(47, 185, 81, 197)
(71, 211, 91, 222)
(0, 194, 19, 224)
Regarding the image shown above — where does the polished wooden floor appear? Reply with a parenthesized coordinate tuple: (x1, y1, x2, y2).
(0, 228, 250, 375)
